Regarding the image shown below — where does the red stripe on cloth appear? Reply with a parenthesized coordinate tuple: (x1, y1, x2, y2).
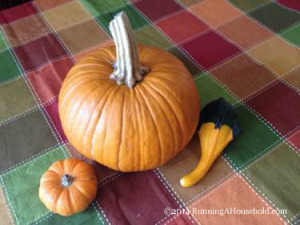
(133, 0, 182, 21)
(43, 98, 67, 142)
(277, 0, 300, 11)
(97, 171, 181, 224)
(13, 33, 68, 72)
(164, 214, 195, 225)
(288, 131, 300, 151)
(247, 82, 300, 136)
(27, 57, 74, 103)
(0, 2, 38, 25)
(156, 10, 209, 43)
(181, 30, 241, 70)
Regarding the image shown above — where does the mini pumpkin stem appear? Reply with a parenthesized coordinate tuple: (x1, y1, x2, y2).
(109, 12, 149, 88)
(61, 174, 73, 187)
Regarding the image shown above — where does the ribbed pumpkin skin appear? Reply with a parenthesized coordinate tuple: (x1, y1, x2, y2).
(59, 45, 200, 172)
(39, 159, 97, 216)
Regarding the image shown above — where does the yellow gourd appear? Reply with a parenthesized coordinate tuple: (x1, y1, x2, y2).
(180, 98, 240, 187)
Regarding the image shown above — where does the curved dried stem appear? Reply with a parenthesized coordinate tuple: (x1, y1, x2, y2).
(109, 12, 149, 88)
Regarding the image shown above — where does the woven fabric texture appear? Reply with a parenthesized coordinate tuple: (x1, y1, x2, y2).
(0, 0, 299, 224)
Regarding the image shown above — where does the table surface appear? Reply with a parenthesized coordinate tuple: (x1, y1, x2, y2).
(0, 0, 299, 224)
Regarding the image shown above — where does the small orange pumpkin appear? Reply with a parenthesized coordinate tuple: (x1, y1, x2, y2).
(39, 158, 97, 216)
(58, 12, 200, 171)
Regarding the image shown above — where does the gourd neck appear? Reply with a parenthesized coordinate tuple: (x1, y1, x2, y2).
(109, 12, 149, 88)
(61, 174, 73, 187)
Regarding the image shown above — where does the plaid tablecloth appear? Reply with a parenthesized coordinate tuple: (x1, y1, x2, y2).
(0, 0, 299, 224)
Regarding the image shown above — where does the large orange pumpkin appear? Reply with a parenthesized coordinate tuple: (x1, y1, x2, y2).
(58, 12, 200, 172)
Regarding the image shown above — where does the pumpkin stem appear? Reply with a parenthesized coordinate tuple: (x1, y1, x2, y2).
(109, 12, 149, 88)
(61, 174, 73, 187)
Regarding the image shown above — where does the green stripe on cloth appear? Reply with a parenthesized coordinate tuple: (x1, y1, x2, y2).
(245, 143, 300, 220)
(223, 104, 280, 169)
(135, 25, 173, 49)
(0, 30, 8, 51)
(249, 3, 300, 33)
(229, 0, 270, 11)
(36, 204, 106, 225)
(96, 4, 149, 32)
(79, 0, 128, 16)
(0, 50, 21, 83)
(1, 147, 67, 225)
(281, 23, 300, 47)
(0, 78, 37, 123)
(177, 0, 204, 7)
(194, 73, 238, 108)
